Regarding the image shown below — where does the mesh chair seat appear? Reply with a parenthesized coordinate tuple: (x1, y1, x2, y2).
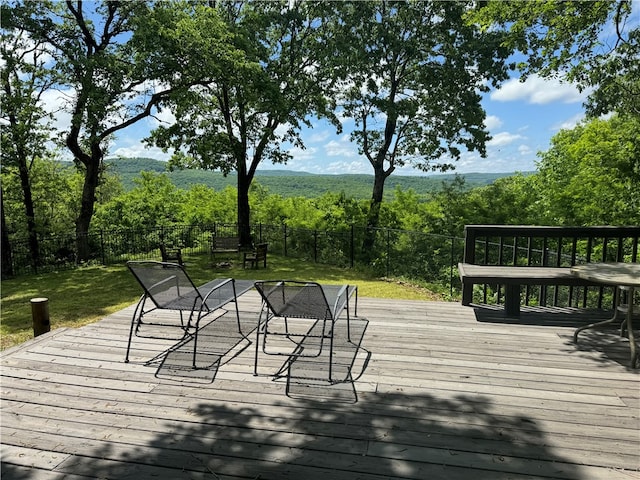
(125, 261, 244, 368)
(253, 280, 356, 382)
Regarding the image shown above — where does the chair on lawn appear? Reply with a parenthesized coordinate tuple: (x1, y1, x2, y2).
(253, 280, 355, 382)
(243, 243, 268, 269)
(125, 261, 244, 368)
(159, 244, 184, 266)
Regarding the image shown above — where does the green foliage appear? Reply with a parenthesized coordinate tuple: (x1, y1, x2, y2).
(147, 1, 342, 246)
(472, 0, 639, 117)
(93, 171, 185, 231)
(333, 1, 512, 172)
(534, 115, 640, 225)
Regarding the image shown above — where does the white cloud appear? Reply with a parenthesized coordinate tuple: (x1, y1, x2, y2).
(111, 142, 172, 161)
(491, 75, 587, 105)
(484, 115, 503, 130)
(40, 88, 73, 133)
(518, 144, 533, 156)
(148, 104, 176, 128)
(325, 135, 357, 157)
(325, 160, 369, 174)
(287, 145, 318, 162)
(453, 149, 536, 174)
(551, 112, 585, 131)
(308, 130, 331, 143)
(487, 131, 525, 147)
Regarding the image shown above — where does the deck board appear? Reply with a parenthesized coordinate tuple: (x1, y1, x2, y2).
(2, 291, 639, 480)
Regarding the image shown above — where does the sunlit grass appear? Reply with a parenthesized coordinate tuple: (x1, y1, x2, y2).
(1, 252, 444, 350)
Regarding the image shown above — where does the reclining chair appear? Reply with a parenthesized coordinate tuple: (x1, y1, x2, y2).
(253, 280, 358, 382)
(125, 261, 243, 368)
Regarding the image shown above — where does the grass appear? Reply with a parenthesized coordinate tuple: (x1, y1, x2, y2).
(1, 252, 444, 351)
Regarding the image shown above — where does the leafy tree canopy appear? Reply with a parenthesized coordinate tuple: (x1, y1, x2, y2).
(471, 0, 639, 117)
(534, 114, 640, 225)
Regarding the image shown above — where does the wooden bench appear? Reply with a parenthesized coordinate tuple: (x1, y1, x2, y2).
(243, 243, 268, 269)
(210, 236, 240, 258)
(459, 263, 601, 315)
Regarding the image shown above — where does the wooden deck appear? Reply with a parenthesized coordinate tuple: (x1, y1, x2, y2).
(1, 290, 639, 480)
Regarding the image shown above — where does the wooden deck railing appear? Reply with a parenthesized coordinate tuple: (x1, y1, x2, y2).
(462, 225, 640, 309)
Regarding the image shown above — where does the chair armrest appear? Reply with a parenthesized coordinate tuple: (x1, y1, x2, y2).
(331, 284, 350, 320)
(200, 278, 236, 311)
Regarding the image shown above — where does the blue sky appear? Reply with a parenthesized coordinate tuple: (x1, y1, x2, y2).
(109, 73, 589, 176)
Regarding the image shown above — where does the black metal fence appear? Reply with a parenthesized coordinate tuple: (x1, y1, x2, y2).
(4, 223, 465, 296)
(6, 223, 639, 310)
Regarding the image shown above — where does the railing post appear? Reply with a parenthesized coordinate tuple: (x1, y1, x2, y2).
(100, 229, 106, 265)
(386, 229, 390, 277)
(461, 226, 476, 304)
(463, 226, 476, 264)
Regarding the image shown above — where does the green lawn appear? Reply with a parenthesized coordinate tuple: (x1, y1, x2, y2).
(1, 253, 443, 350)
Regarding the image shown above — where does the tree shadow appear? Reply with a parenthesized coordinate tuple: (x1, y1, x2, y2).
(4, 389, 591, 479)
(1, 380, 596, 479)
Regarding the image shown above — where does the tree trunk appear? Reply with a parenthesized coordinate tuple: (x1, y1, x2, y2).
(236, 171, 253, 249)
(17, 157, 40, 271)
(1, 188, 14, 279)
(74, 156, 101, 262)
(361, 166, 387, 261)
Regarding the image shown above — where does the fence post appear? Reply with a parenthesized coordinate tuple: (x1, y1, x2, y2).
(350, 225, 354, 268)
(31, 297, 50, 337)
(450, 236, 455, 298)
(314, 230, 318, 263)
(100, 229, 106, 265)
(283, 224, 287, 256)
(386, 229, 390, 277)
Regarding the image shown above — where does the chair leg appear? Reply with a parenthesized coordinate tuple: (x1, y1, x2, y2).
(254, 308, 266, 375)
(125, 295, 146, 363)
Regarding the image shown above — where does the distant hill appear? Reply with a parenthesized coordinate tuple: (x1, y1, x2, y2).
(105, 157, 532, 199)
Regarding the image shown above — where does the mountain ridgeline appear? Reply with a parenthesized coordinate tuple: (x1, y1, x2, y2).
(105, 157, 528, 199)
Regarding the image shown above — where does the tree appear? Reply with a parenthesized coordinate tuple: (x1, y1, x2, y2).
(1, 14, 54, 270)
(329, 1, 512, 258)
(149, 1, 340, 248)
(93, 172, 184, 231)
(534, 115, 640, 226)
(472, 0, 639, 118)
(4, 1, 238, 261)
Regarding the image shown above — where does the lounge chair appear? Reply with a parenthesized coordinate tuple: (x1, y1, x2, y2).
(125, 261, 244, 368)
(252, 280, 358, 381)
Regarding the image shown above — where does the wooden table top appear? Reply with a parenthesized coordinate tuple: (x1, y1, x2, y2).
(570, 262, 640, 287)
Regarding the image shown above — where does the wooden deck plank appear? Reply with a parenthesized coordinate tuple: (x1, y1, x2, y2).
(2, 296, 639, 480)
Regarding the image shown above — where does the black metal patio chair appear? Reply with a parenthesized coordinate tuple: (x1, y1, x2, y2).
(253, 280, 358, 382)
(125, 261, 244, 368)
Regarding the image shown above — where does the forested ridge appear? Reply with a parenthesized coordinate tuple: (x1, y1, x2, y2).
(104, 157, 521, 199)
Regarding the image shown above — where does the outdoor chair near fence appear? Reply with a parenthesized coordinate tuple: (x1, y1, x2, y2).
(125, 261, 245, 368)
(243, 243, 268, 269)
(159, 244, 184, 266)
